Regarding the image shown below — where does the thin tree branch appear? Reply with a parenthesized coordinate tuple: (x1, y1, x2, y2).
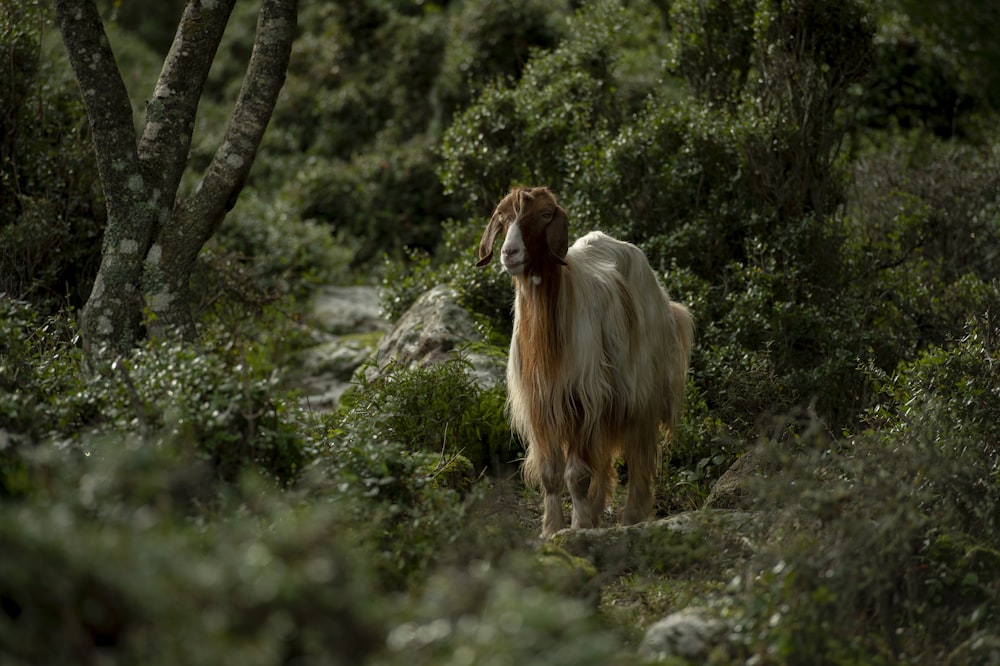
(178, 0, 297, 246)
(138, 0, 237, 234)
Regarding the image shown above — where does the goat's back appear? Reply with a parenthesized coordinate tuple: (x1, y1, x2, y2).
(511, 231, 689, 438)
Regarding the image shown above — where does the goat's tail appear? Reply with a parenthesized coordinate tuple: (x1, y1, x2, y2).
(660, 300, 695, 435)
(671, 301, 695, 372)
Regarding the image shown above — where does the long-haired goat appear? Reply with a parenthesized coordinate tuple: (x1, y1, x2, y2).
(477, 186, 694, 537)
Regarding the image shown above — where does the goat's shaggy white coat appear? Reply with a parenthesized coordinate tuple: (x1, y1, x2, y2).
(478, 186, 694, 537)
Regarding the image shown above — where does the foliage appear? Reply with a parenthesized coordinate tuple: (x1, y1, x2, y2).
(0, 300, 312, 491)
(292, 134, 461, 264)
(262, 0, 570, 266)
(0, 2, 104, 312)
(193, 190, 355, 317)
(0, 443, 383, 666)
(439, 0, 635, 212)
(5, 0, 1000, 663)
(314, 353, 514, 587)
(336, 354, 514, 475)
(380, 563, 624, 666)
(894, 0, 1000, 112)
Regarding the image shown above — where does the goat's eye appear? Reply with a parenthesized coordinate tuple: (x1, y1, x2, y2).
(541, 209, 553, 220)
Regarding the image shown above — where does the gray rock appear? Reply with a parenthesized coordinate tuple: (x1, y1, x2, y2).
(295, 335, 381, 411)
(639, 607, 730, 662)
(291, 285, 389, 412)
(309, 285, 388, 335)
(551, 510, 762, 573)
(704, 448, 774, 510)
(368, 284, 505, 389)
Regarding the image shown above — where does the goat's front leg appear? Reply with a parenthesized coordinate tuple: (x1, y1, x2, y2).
(565, 454, 597, 529)
(539, 456, 567, 538)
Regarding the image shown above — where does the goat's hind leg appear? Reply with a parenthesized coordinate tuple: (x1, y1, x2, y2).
(622, 424, 659, 525)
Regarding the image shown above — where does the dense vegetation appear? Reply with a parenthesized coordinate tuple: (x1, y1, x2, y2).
(2, 0, 999, 663)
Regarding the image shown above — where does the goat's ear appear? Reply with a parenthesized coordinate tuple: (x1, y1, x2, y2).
(476, 216, 503, 267)
(546, 205, 569, 266)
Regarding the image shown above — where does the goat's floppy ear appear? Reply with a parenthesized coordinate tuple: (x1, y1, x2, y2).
(476, 216, 503, 267)
(546, 205, 569, 266)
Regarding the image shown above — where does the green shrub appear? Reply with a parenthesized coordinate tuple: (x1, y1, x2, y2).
(439, 0, 635, 212)
(90, 338, 312, 487)
(727, 423, 1000, 663)
(0, 299, 87, 496)
(381, 563, 623, 666)
(1, 300, 312, 491)
(319, 353, 515, 587)
(434, 0, 567, 123)
(667, 0, 755, 108)
(294, 135, 461, 265)
(857, 11, 969, 137)
(194, 189, 354, 315)
(0, 446, 382, 666)
(0, 3, 104, 313)
(337, 355, 514, 474)
(710, 312, 1000, 663)
(316, 431, 474, 589)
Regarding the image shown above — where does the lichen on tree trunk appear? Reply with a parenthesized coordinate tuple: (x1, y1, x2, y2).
(54, 0, 298, 362)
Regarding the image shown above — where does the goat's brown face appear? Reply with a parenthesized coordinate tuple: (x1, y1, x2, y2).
(476, 186, 568, 277)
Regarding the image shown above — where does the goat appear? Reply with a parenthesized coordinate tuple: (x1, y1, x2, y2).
(477, 186, 694, 537)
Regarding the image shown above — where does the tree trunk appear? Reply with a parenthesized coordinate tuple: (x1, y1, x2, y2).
(145, 0, 298, 340)
(54, 0, 297, 362)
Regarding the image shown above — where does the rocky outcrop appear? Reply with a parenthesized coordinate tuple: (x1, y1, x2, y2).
(639, 606, 730, 662)
(703, 448, 774, 510)
(551, 510, 762, 574)
(367, 284, 505, 389)
(290, 285, 389, 412)
(291, 283, 506, 411)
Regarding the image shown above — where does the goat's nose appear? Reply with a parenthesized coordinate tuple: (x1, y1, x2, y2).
(502, 245, 520, 257)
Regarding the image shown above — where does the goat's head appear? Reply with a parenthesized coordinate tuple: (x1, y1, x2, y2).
(476, 186, 569, 278)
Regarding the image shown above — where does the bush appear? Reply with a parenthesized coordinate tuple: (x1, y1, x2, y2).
(320, 353, 515, 587)
(0, 299, 312, 491)
(337, 355, 514, 474)
(433, 0, 568, 122)
(88, 338, 312, 487)
(725, 424, 1000, 663)
(293, 135, 462, 265)
(439, 0, 635, 212)
(0, 3, 104, 313)
(0, 447, 382, 666)
(381, 563, 623, 666)
(194, 189, 355, 314)
(705, 308, 1000, 663)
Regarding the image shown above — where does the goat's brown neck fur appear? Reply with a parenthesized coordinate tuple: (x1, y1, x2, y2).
(514, 264, 566, 412)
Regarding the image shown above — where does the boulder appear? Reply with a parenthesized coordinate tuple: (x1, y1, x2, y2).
(291, 285, 388, 411)
(704, 448, 773, 510)
(551, 510, 761, 574)
(639, 607, 730, 662)
(294, 334, 382, 411)
(309, 285, 388, 335)
(368, 284, 505, 389)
